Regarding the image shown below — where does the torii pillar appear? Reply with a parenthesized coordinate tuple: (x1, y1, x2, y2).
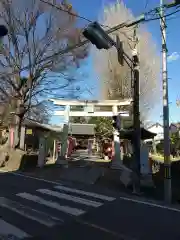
(56, 106, 69, 166)
(111, 105, 123, 169)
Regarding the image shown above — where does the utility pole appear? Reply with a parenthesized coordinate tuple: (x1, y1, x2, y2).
(82, 17, 145, 181)
(159, 0, 171, 204)
(132, 27, 141, 194)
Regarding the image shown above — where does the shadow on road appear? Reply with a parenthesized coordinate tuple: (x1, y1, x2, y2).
(1, 151, 180, 203)
(1, 153, 180, 240)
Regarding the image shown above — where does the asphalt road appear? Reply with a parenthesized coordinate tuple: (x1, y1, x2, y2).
(0, 171, 117, 239)
(1, 171, 180, 239)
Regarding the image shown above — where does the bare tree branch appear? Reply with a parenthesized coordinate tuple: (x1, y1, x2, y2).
(0, 0, 88, 147)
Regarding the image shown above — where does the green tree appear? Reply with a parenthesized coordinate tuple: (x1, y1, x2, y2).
(88, 117, 113, 138)
(70, 116, 87, 123)
(170, 132, 179, 145)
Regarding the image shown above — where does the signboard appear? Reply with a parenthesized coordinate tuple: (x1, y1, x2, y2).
(85, 105, 94, 113)
(26, 129, 32, 135)
(70, 106, 84, 111)
(140, 144, 150, 175)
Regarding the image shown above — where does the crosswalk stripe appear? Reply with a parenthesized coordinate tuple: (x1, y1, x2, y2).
(37, 189, 103, 207)
(16, 192, 85, 216)
(0, 197, 63, 227)
(54, 185, 116, 201)
(0, 219, 30, 239)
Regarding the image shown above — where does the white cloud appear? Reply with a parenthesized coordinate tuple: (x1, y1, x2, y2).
(167, 52, 180, 62)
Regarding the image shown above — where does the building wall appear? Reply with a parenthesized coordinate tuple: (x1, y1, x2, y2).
(24, 127, 40, 150)
(147, 124, 164, 141)
(169, 124, 178, 134)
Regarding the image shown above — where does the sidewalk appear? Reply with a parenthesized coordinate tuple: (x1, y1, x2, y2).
(7, 152, 180, 204)
(20, 160, 106, 185)
(15, 162, 161, 202)
(11, 157, 159, 196)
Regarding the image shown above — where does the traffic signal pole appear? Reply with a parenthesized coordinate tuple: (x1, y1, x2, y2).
(82, 17, 145, 188)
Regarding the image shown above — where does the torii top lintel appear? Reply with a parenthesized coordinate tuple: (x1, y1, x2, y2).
(49, 98, 132, 106)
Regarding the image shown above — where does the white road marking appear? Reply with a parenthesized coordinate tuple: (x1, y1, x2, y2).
(0, 170, 62, 185)
(0, 197, 63, 227)
(16, 192, 85, 216)
(37, 189, 103, 207)
(54, 185, 116, 201)
(0, 219, 30, 239)
(119, 196, 180, 213)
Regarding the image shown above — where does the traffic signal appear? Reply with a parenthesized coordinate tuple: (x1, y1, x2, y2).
(0, 25, 8, 38)
(83, 22, 114, 50)
(112, 115, 121, 131)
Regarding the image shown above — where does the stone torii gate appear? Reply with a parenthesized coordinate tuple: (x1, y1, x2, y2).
(50, 98, 132, 169)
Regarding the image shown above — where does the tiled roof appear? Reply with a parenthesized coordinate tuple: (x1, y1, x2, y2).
(23, 118, 63, 132)
(170, 123, 180, 128)
(147, 123, 163, 129)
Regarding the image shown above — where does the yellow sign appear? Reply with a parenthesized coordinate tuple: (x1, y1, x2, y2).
(26, 129, 32, 135)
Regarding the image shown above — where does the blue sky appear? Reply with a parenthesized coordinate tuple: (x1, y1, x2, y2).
(52, 0, 180, 125)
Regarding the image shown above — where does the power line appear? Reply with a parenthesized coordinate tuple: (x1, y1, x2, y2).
(40, 0, 132, 30)
(39, 0, 142, 30)
(145, 8, 180, 22)
(144, 0, 149, 10)
(39, 0, 180, 33)
(1, 1, 180, 78)
(1, 11, 177, 78)
(39, 0, 93, 23)
(11, 20, 137, 74)
(40, 0, 157, 24)
(166, 13, 180, 21)
(29, 7, 180, 66)
(39, 0, 117, 30)
(38, 0, 155, 47)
